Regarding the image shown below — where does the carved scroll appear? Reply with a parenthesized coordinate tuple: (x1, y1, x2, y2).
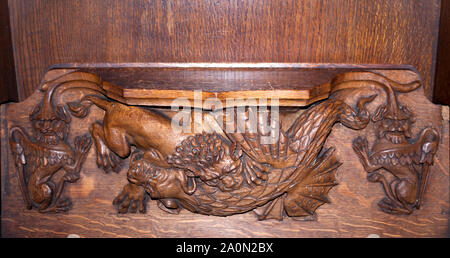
(8, 68, 440, 220)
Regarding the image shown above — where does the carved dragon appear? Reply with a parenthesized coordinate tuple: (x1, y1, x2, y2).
(9, 69, 438, 220)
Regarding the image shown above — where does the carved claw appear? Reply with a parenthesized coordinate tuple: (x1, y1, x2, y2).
(352, 136, 372, 170)
(352, 136, 369, 157)
(377, 198, 412, 215)
(113, 183, 147, 214)
(39, 198, 73, 213)
(73, 134, 93, 171)
(96, 147, 122, 173)
(66, 134, 92, 176)
(74, 134, 92, 155)
(377, 197, 396, 213)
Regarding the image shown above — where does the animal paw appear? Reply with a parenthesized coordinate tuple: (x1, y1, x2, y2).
(74, 134, 92, 157)
(96, 147, 122, 173)
(352, 136, 369, 159)
(74, 134, 93, 170)
(113, 183, 147, 214)
(377, 198, 411, 215)
(40, 198, 73, 213)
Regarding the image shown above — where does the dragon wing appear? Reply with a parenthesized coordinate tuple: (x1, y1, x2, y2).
(221, 101, 343, 169)
(220, 106, 295, 166)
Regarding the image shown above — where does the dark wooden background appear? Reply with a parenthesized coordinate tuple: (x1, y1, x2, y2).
(1, 0, 448, 104)
(0, 0, 17, 103)
(434, 0, 450, 105)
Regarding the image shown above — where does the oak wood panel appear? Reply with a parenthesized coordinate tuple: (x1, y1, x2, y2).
(8, 0, 440, 101)
(433, 0, 450, 105)
(0, 0, 18, 103)
(1, 72, 448, 238)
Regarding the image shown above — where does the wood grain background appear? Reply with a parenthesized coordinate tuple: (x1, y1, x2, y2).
(433, 0, 450, 105)
(1, 70, 448, 238)
(0, 0, 18, 103)
(8, 0, 441, 101)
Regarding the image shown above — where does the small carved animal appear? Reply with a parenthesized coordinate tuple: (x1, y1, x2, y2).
(123, 151, 198, 214)
(10, 103, 91, 213)
(353, 103, 439, 214)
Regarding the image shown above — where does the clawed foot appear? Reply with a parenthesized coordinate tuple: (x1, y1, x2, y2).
(113, 183, 148, 214)
(74, 134, 92, 161)
(95, 145, 122, 173)
(352, 136, 369, 159)
(39, 198, 73, 213)
(377, 197, 412, 215)
(352, 136, 376, 172)
(63, 172, 80, 183)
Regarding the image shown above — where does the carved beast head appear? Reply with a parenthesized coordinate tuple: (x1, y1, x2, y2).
(127, 151, 197, 198)
(30, 104, 71, 145)
(371, 103, 414, 144)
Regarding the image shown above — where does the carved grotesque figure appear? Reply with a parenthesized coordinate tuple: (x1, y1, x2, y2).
(10, 84, 92, 212)
(352, 86, 439, 215)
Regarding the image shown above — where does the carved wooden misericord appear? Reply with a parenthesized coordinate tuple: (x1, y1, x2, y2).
(3, 65, 444, 226)
(351, 73, 440, 215)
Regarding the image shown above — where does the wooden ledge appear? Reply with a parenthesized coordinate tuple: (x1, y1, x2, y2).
(41, 63, 420, 108)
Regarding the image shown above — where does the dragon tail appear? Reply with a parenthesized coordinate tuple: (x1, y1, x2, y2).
(38, 70, 109, 119)
(67, 95, 112, 118)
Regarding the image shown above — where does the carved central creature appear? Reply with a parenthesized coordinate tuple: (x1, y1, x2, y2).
(67, 87, 375, 219)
